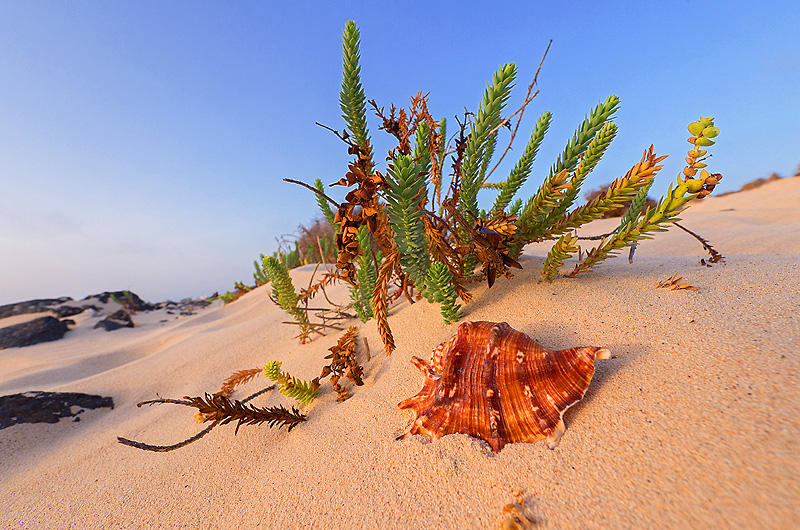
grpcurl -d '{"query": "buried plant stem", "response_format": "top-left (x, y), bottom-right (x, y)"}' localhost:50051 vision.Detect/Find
top-left (117, 386), bottom-right (276, 452)
top-left (673, 221), bottom-right (725, 263)
top-left (117, 421), bottom-right (221, 452)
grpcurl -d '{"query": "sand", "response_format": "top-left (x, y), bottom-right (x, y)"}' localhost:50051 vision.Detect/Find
top-left (1, 177), bottom-right (798, 529)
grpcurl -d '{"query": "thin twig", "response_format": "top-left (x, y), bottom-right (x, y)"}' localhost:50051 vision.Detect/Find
top-left (319, 277), bottom-right (341, 307)
top-left (281, 321), bottom-right (345, 330)
top-left (137, 397), bottom-right (193, 407)
top-left (283, 178), bottom-right (340, 208)
top-left (291, 307), bottom-right (350, 312)
top-left (655, 273), bottom-right (699, 291)
top-left (577, 232), bottom-right (614, 241)
top-left (315, 121), bottom-right (352, 145)
top-left (482, 39), bottom-right (551, 184)
top-left (673, 222), bottom-right (724, 263)
top-left (316, 236), bottom-right (334, 271)
top-left (363, 337), bottom-right (371, 362)
top-left (299, 262), bottom-right (320, 342)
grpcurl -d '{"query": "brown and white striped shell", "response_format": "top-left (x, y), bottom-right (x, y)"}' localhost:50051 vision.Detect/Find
top-left (398, 321), bottom-right (610, 452)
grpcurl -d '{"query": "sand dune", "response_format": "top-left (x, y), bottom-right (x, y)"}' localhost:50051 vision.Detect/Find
top-left (1, 177), bottom-right (798, 529)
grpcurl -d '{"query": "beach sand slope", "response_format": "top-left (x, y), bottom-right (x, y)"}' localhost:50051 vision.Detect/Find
top-left (1, 177), bottom-right (798, 529)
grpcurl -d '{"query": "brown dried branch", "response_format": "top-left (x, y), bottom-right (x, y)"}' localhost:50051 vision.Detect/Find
top-left (314, 121), bottom-right (354, 145)
top-left (314, 326), bottom-right (364, 402)
top-left (444, 112), bottom-right (471, 208)
top-left (372, 250), bottom-right (400, 355)
top-left (422, 214), bottom-right (471, 303)
top-left (673, 222), bottom-right (725, 266)
top-left (283, 178), bottom-right (340, 208)
top-left (443, 199), bottom-right (521, 287)
top-left (281, 321), bottom-right (344, 331)
top-left (118, 421), bottom-right (221, 452)
top-left (363, 337), bottom-right (371, 362)
top-left (185, 393), bottom-right (306, 434)
top-left (299, 271), bottom-right (339, 302)
top-left (117, 386), bottom-right (277, 452)
top-left (217, 367), bottom-right (263, 397)
top-left (330, 139), bottom-right (395, 285)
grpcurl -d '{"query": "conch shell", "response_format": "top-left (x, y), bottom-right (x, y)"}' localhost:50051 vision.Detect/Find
top-left (398, 321), bottom-right (609, 452)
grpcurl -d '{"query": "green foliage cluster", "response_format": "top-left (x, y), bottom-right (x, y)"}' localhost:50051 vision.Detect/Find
top-left (263, 360), bottom-right (318, 405)
top-left (262, 255), bottom-right (309, 339)
top-left (299, 22), bottom-right (721, 351)
top-left (385, 154), bottom-right (430, 292)
top-left (460, 63), bottom-right (517, 218)
top-left (253, 254), bottom-right (269, 286)
top-left (352, 226), bottom-right (379, 322)
top-left (423, 262), bottom-right (463, 324)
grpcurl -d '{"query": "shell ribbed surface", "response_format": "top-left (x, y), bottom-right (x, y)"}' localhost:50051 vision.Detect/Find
top-left (398, 321), bottom-right (609, 452)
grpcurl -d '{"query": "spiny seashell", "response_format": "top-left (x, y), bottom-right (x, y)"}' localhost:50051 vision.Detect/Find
top-left (397, 321), bottom-right (610, 452)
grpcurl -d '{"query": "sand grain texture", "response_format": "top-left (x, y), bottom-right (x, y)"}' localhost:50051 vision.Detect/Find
top-left (1, 178), bottom-right (799, 529)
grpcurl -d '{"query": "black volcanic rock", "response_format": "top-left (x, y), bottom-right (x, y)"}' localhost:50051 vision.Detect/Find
top-left (0, 297), bottom-right (73, 320)
top-left (0, 391), bottom-right (114, 430)
top-left (85, 291), bottom-right (155, 312)
top-left (94, 309), bottom-right (135, 331)
top-left (0, 316), bottom-right (71, 349)
top-left (53, 305), bottom-right (87, 318)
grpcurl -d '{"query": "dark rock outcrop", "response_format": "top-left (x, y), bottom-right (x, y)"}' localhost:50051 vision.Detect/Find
top-left (84, 291), bottom-right (155, 312)
top-left (0, 316), bottom-right (71, 349)
top-left (52, 305), bottom-right (87, 318)
top-left (94, 309), bottom-right (135, 331)
top-left (0, 391), bottom-right (114, 430)
top-left (0, 297), bottom-right (73, 320)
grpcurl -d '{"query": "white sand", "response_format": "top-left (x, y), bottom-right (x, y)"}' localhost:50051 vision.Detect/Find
top-left (1, 178), bottom-right (798, 529)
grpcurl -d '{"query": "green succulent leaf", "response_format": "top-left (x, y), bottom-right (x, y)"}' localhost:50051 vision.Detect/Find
top-left (384, 154), bottom-right (430, 291)
top-left (340, 21), bottom-right (370, 147)
top-left (491, 111), bottom-right (552, 215)
top-left (263, 360), bottom-right (318, 405)
top-left (262, 256), bottom-right (309, 331)
top-left (518, 95), bottom-right (620, 234)
top-left (460, 63), bottom-right (517, 216)
top-left (424, 262), bottom-right (463, 324)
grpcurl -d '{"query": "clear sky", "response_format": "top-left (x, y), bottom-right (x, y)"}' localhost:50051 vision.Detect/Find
top-left (1, 1), bottom-right (798, 305)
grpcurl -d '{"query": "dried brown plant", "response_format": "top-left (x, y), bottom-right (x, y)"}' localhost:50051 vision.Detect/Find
top-left (672, 222), bottom-right (725, 266)
top-left (372, 250), bottom-right (400, 354)
top-left (332, 141), bottom-right (393, 284)
top-left (217, 367), bottom-right (263, 397)
top-left (444, 198), bottom-right (522, 287)
top-left (655, 273), bottom-right (699, 291)
top-left (186, 393), bottom-right (305, 433)
top-left (117, 385), bottom-right (291, 452)
top-left (314, 326), bottom-right (364, 401)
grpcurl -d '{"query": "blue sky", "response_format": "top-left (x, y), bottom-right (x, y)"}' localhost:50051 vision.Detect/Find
top-left (1, 1), bottom-right (798, 305)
